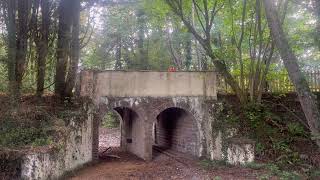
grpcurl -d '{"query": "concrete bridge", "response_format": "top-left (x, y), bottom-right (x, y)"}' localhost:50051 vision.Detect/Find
top-left (80, 70), bottom-right (254, 163)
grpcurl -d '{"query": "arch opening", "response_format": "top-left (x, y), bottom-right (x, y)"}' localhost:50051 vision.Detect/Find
top-left (113, 107), bottom-right (139, 147)
top-left (99, 109), bottom-right (121, 153)
top-left (98, 106), bottom-right (146, 159)
top-left (153, 107), bottom-right (199, 157)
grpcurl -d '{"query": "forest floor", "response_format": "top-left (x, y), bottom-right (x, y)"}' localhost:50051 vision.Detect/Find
top-left (67, 128), bottom-right (274, 180)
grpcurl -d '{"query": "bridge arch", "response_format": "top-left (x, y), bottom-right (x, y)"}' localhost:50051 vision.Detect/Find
top-left (144, 98), bottom-right (204, 159)
top-left (93, 98), bottom-right (150, 160)
top-left (153, 107), bottom-right (200, 157)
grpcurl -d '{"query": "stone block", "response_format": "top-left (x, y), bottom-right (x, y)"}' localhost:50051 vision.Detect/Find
top-left (226, 138), bottom-right (255, 165)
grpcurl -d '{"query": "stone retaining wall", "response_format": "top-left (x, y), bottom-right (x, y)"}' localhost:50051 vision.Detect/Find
top-left (0, 103), bottom-right (94, 180)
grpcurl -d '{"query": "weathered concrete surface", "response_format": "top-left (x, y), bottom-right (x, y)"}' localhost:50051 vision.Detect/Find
top-left (95, 97), bottom-right (221, 161)
top-left (19, 104), bottom-right (94, 180)
top-left (80, 70), bottom-right (217, 100)
top-left (226, 138), bottom-right (255, 165)
top-left (80, 70), bottom-right (254, 165)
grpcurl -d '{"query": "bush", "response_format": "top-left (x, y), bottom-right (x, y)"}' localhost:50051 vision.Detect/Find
top-left (102, 111), bottom-right (120, 128)
top-left (236, 102), bottom-right (308, 168)
top-left (0, 111), bottom-right (54, 148)
top-left (0, 126), bottom-right (53, 148)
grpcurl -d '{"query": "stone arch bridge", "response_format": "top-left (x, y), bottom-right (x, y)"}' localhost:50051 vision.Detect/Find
top-left (80, 70), bottom-right (254, 164)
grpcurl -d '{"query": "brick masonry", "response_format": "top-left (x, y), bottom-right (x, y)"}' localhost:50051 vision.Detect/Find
top-left (93, 96), bottom-right (220, 161)
top-left (155, 107), bottom-right (198, 156)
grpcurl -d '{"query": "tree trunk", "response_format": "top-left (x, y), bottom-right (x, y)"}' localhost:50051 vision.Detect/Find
top-left (137, 9), bottom-right (148, 70)
top-left (15, 0), bottom-right (30, 93)
top-left (36, 0), bottom-right (50, 97)
top-left (55, 0), bottom-right (73, 97)
top-left (185, 33), bottom-right (192, 70)
top-left (313, 0), bottom-right (320, 50)
top-left (64, 0), bottom-right (80, 97)
top-left (115, 35), bottom-right (122, 70)
top-left (263, 0), bottom-right (320, 147)
top-left (6, 0), bottom-right (18, 104)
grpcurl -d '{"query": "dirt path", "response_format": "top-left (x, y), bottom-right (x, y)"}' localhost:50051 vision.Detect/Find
top-left (99, 127), bottom-right (120, 150)
top-left (67, 128), bottom-right (269, 180)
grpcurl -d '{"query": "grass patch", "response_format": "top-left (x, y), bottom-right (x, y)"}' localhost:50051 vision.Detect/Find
top-left (245, 162), bottom-right (267, 170)
top-left (199, 159), bottom-right (232, 169)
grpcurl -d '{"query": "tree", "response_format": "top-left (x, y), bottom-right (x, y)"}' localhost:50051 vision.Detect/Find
top-left (313, 0), bottom-right (320, 50)
top-left (55, 0), bottom-right (73, 97)
top-left (31, 0), bottom-right (51, 97)
top-left (64, 0), bottom-right (81, 97)
top-left (5, 0), bottom-right (18, 103)
top-left (3, 0), bottom-right (32, 103)
top-left (165, 0), bottom-right (247, 103)
top-left (263, 0), bottom-right (320, 147)
top-left (136, 8), bottom-right (149, 70)
top-left (55, 0), bottom-right (81, 98)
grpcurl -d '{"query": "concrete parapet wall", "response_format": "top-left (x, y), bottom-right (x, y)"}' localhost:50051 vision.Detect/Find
top-left (80, 71), bottom-right (217, 100)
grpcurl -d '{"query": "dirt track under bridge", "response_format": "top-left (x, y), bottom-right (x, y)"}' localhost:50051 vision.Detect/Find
top-left (67, 128), bottom-right (272, 180)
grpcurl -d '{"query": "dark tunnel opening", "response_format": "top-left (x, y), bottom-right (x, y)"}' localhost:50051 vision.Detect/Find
top-left (153, 107), bottom-right (198, 157)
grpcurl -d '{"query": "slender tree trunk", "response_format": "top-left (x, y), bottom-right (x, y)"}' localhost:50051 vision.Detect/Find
top-left (137, 8), bottom-right (148, 70)
top-left (115, 35), bottom-right (122, 70)
top-left (263, 0), bottom-right (320, 147)
top-left (36, 0), bottom-right (50, 96)
top-left (64, 0), bottom-right (80, 97)
top-left (55, 0), bottom-right (73, 97)
top-left (6, 0), bottom-right (18, 103)
top-left (185, 33), bottom-right (192, 70)
top-left (15, 0), bottom-right (30, 93)
top-left (313, 0), bottom-right (320, 50)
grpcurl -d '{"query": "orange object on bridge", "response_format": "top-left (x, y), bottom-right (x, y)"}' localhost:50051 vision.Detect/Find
top-left (168, 67), bottom-right (176, 72)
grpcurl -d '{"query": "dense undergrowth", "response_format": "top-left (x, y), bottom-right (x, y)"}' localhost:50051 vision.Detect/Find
top-left (219, 93), bottom-right (320, 178)
top-left (0, 95), bottom-right (85, 149)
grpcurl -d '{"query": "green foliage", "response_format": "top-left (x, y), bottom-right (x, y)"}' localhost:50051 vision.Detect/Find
top-left (0, 105), bottom-right (75, 148)
top-left (245, 162), bottom-right (267, 170)
top-left (266, 164), bottom-right (302, 180)
top-left (287, 123), bottom-right (305, 137)
top-left (255, 142), bottom-right (265, 155)
top-left (309, 169), bottom-right (320, 179)
top-left (0, 125), bottom-right (52, 148)
top-left (199, 158), bottom-right (231, 169)
top-left (253, 163), bottom-right (303, 179)
top-left (32, 137), bottom-right (53, 147)
top-left (102, 111), bottom-right (120, 128)
top-left (213, 176), bottom-right (222, 180)
top-left (225, 102), bottom-right (310, 168)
